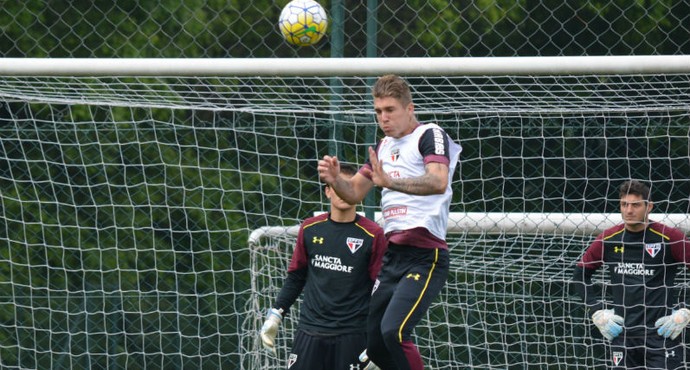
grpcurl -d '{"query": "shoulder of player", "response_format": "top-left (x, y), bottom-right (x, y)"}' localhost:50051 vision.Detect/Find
top-left (301, 213), bottom-right (329, 230)
top-left (418, 122), bottom-right (442, 129)
top-left (600, 223), bottom-right (626, 240)
top-left (414, 122), bottom-right (444, 136)
top-left (648, 221), bottom-right (687, 241)
top-left (354, 215), bottom-right (383, 233)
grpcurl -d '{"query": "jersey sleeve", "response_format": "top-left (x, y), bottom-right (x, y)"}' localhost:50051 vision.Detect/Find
top-left (418, 126), bottom-right (451, 165)
top-left (668, 227), bottom-right (690, 265)
top-left (368, 227), bottom-right (388, 281)
top-left (287, 224), bottom-right (309, 272)
top-left (572, 234), bottom-right (606, 312)
top-left (576, 234), bottom-right (604, 270)
top-left (273, 223), bottom-right (309, 314)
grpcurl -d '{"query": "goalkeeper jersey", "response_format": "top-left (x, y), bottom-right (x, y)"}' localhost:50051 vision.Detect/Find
top-left (274, 213), bottom-right (387, 334)
top-left (575, 221), bottom-right (690, 334)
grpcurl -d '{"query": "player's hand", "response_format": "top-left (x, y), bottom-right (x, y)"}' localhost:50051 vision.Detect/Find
top-left (592, 309), bottom-right (624, 341)
top-left (317, 155), bottom-right (341, 185)
top-left (359, 349), bottom-right (382, 370)
top-left (655, 308), bottom-right (690, 339)
top-left (367, 146), bottom-right (391, 188)
top-left (259, 308), bottom-right (283, 355)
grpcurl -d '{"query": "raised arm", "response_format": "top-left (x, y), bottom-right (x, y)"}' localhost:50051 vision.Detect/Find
top-left (365, 146), bottom-right (448, 195)
top-left (317, 155), bottom-right (374, 204)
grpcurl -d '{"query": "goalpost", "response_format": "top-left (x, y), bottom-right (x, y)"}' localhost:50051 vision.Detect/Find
top-left (0, 56), bottom-right (689, 369)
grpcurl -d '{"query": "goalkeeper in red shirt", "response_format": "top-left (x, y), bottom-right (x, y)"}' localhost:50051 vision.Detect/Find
top-left (572, 180), bottom-right (690, 369)
top-left (259, 164), bottom-right (388, 370)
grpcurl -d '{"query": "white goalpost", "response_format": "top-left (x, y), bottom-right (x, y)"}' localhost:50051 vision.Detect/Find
top-left (2, 56), bottom-right (690, 76)
top-left (250, 212), bottom-right (690, 243)
top-left (1, 56), bottom-right (689, 369)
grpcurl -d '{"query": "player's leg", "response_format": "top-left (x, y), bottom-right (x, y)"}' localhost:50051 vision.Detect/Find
top-left (379, 246), bottom-right (449, 370)
top-left (287, 329), bottom-right (327, 370)
top-left (366, 249), bottom-right (401, 370)
top-left (332, 332), bottom-right (367, 370)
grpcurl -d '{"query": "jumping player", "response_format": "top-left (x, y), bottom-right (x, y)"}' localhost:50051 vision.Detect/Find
top-left (259, 164), bottom-right (387, 370)
top-left (318, 74), bottom-right (462, 370)
top-left (572, 180), bottom-right (690, 369)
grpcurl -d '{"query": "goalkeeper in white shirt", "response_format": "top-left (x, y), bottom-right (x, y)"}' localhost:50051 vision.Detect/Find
top-left (572, 180), bottom-right (690, 369)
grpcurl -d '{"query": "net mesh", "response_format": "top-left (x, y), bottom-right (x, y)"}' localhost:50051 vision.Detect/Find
top-left (1, 72), bottom-right (689, 369)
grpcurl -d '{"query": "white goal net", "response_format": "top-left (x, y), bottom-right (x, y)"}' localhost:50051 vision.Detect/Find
top-left (0, 57), bottom-right (689, 369)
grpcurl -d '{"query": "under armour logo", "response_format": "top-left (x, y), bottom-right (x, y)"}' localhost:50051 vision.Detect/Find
top-left (666, 350), bottom-right (676, 358)
top-left (349, 364), bottom-right (361, 370)
top-left (313, 236), bottom-right (324, 244)
top-left (614, 246), bottom-right (624, 253)
top-left (406, 273), bottom-right (420, 281)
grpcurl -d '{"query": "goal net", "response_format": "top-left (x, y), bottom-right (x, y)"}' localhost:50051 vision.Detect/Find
top-left (0, 57), bottom-right (689, 369)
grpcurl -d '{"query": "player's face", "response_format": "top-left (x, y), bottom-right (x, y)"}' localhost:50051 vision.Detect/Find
top-left (620, 194), bottom-right (652, 232)
top-left (325, 184), bottom-right (356, 211)
top-left (374, 96), bottom-right (416, 139)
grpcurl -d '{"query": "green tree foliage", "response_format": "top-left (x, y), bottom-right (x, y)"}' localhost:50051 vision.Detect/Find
top-left (0, 1), bottom-right (688, 58)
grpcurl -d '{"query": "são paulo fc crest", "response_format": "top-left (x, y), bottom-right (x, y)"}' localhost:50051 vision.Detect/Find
top-left (288, 353), bottom-right (297, 368)
top-left (347, 237), bottom-right (364, 254)
top-left (645, 242), bottom-right (662, 258)
top-left (390, 148), bottom-right (400, 162)
top-left (612, 351), bottom-right (623, 366)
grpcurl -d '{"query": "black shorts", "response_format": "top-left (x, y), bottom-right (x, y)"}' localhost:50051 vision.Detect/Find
top-left (610, 334), bottom-right (684, 369)
top-left (287, 329), bottom-right (367, 370)
top-left (366, 244), bottom-right (450, 370)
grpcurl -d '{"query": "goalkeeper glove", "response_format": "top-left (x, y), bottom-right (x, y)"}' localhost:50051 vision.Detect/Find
top-left (655, 308), bottom-right (690, 340)
top-left (359, 349), bottom-right (382, 370)
top-left (259, 308), bottom-right (283, 354)
top-left (592, 309), bottom-right (624, 341)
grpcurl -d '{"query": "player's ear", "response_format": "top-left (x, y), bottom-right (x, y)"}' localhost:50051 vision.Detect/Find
top-left (324, 184), bottom-right (333, 199)
top-left (406, 101), bottom-right (414, 115)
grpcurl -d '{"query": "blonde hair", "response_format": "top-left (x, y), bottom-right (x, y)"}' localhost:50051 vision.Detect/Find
top-left (372, 74), bottom-right (412, 107)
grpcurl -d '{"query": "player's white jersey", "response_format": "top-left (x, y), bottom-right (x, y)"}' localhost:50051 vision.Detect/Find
top-left (376, 123), bottom-right (461, 241)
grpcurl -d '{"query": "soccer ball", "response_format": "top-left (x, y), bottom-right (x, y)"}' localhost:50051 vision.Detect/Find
top-left (279, 0), bottom-right (328, 47)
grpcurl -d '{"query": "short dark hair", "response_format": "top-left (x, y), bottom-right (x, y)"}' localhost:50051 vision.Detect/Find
top-left (619, 180), bottom-right (650, 202)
